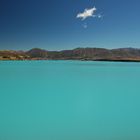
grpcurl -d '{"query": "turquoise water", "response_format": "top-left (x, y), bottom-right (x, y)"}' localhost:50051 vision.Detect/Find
top-left (0, 61), bottom-right (140, 140)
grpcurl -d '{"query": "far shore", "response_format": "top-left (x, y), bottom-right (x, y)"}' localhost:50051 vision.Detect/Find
top-left (1, 47), bottom-right (140, 62)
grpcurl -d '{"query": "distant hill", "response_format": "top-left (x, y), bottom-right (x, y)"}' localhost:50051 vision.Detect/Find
top-left (26, 48), bottom-right (48, 59)
top-left (1, 47), bottom-right (140, 62)
top-left (0, 50), bottom-right (29, 60)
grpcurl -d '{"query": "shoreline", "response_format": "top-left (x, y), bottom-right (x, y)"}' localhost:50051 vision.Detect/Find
top-left (1, 47), bottom-right (140, 62)
top-left (1, 59), bottom-right (140, 62)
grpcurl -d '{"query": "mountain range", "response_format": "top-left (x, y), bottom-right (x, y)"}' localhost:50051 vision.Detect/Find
top-left (1, 47), bottom-right (140, 62)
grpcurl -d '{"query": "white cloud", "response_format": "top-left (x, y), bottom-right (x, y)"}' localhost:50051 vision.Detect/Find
top-left (77, 7), bottom-right (97, 20)
top-left (76, 6), bottom-right (103, 28)
top-left (98, 14), bottom-right (102, 18)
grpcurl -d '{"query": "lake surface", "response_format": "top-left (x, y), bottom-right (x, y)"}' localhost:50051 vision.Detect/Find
top-left (0, 61), bottom-right (140, 140)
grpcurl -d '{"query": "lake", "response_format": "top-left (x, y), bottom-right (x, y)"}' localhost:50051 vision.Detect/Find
top-left (0, 61), bottom-right (140, 140)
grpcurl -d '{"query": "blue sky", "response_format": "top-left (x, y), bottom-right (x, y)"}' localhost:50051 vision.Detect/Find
top-left (0, 0), bottom-right (140, 50)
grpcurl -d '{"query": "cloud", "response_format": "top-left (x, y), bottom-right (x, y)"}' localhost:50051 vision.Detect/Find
top-left (76, 7), bottom-right (97, 20)
top-left (97, 14), bottom-right (102, 18)
top-left (76, 6), bottom-right (103, 29)
top-left (83, 23), bottom-right (88, 29)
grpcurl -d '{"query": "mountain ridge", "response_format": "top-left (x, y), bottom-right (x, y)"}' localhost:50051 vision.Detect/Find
top-left (1, 47), bottom-right (140, 62)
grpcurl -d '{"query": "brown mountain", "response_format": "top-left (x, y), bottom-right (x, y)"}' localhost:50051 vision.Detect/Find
top-left (0, 50), bottom-right (29, 60)
top-left (26, 48), bottom-right (48, 59)
top-left (1, 47), bottom-right (140, 62)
